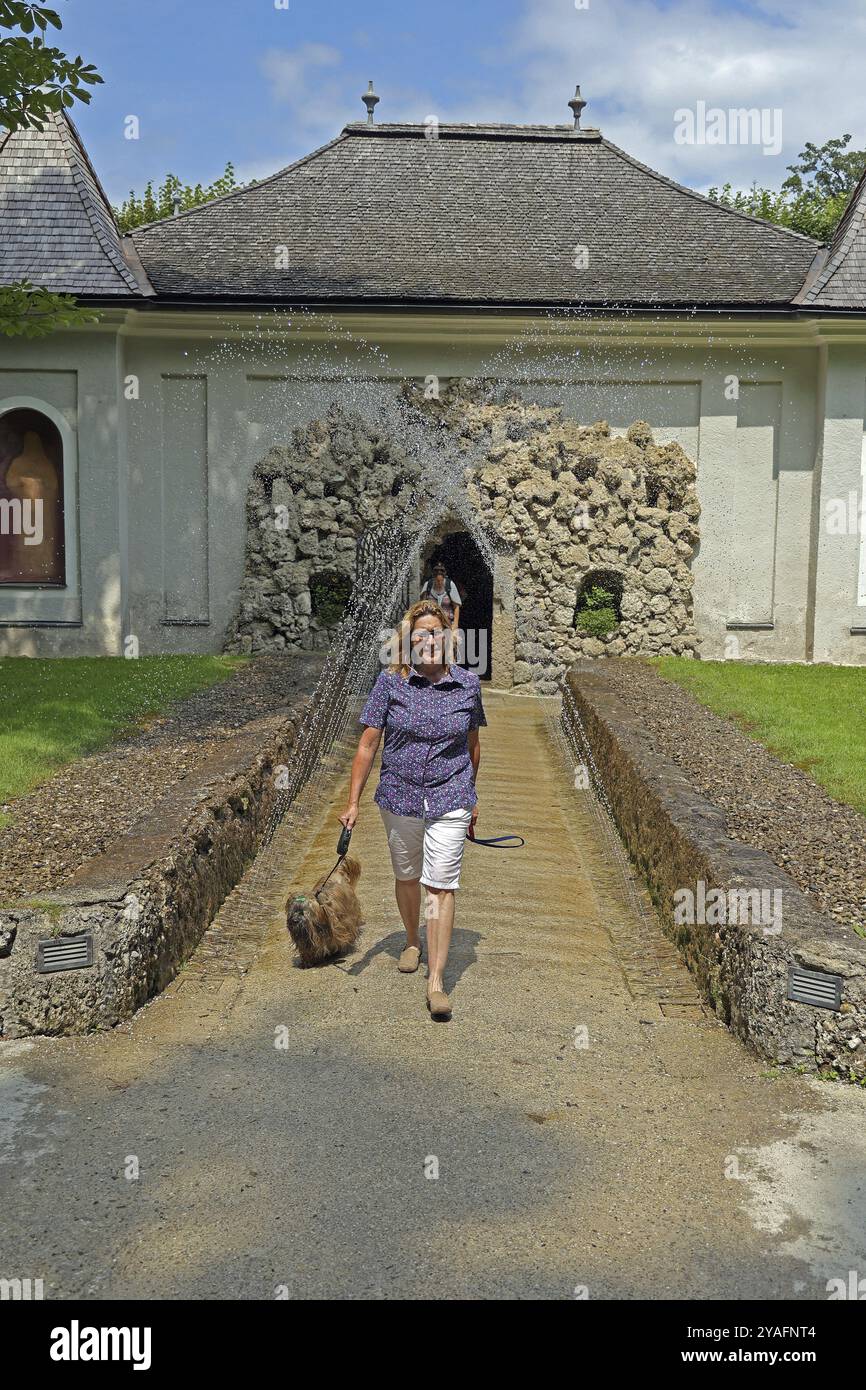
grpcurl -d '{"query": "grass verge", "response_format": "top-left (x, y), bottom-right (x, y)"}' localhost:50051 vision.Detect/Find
top-left (653, 659), bottom-right (866, 816)
top-left (0, 655), bottom-right (245, 806)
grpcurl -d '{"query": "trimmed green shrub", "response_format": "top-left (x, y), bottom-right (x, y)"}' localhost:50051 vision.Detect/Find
top-left (575, 584), bottom-right (618, 638)
top-left (309, 569), bottom-right (353, 628)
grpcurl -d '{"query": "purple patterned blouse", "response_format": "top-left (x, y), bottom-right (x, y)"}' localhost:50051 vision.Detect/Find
top-left (359, 663), bottom-right (487, 817)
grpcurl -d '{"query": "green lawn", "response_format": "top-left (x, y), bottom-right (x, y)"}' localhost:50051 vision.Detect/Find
top-left (0, 655), bottom-right (245, 808)
top-left (654, 659), bottom-right (866, 816)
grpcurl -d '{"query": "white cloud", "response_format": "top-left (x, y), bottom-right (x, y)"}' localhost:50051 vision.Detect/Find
top-left (260, 43), bottom-right (346, 141)
top-left (251, 4), bottom-right (866, 196)
top-left (502, 0), bottom-right (866, 190)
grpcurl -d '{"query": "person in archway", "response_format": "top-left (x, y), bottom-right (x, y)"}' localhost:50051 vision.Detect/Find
top-left (420, 561), bottom-right (462, 632)
top-left (339, 598), bottom-right (487, 1020)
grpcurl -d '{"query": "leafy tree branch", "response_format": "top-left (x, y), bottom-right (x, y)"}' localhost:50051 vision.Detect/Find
top-left (708, 134), bottom-right (866, 241)
top-left (0, 2), bottom-right (103, 335)
top-left (114, 163), bottom-right (239, 232)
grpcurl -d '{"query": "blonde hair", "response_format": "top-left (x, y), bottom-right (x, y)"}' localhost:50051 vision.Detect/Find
top-left (385, 598), bottom-right (455, 678)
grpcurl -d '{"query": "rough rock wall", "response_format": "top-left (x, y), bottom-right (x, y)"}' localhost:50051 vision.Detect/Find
top-left (224, 384), bottom-right (701, 680)
top-left (224, 411), bottom-right (420, 656)
top-left (446, 391), bottom-right (701, 682)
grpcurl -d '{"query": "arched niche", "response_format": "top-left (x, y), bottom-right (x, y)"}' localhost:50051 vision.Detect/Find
top-left (0, 405), bottom-right (66, 586)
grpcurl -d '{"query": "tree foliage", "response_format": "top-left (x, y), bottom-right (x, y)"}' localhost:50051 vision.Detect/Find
top-left (114, 163), bottom-right (238, 232)
top-left (708, 134), bottom-right (866, 242)
top-left (0, 3), bottom-right (102, 336)
top-left (0, 3), bottom-right (101, 147)
top-left (0, 279), bottom-right (98, 336)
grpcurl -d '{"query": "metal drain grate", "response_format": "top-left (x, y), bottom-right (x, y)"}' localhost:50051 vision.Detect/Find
top-left (35, 933), bottom-right (94, 974)
top-left (787, 965), bottom-right (842, 1011)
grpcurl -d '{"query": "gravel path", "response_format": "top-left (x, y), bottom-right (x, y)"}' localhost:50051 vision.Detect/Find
top-left (600, 661), bottom-right (866, 937)
top-left (0, 652), bottom-right (324, 900)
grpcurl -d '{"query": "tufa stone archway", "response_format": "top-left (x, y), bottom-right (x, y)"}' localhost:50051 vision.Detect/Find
top-left (224, 386), bottom-right (701, 692)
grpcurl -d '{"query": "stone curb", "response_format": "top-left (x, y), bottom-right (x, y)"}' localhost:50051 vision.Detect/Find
top-left (565, 663), bottom-right (866, 1079)
top-left (0, 707), bottom-right (309, 1038)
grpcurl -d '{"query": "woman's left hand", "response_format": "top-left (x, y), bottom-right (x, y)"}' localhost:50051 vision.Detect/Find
top-left (468, 803), bottom-right (479, 839)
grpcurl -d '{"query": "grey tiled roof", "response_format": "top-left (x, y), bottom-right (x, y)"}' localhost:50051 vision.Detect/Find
top-left (796, 168), bottom-right (866, 309)
top-left (130, 122), bottom-right (821, 307)
top-left (0, 110), bottom-right (141, 297)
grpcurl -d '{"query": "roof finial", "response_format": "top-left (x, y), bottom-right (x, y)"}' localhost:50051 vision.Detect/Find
top-left (362, 80), bottom-right (379, 124)
top-left (568, 84), bottom-right (586, 130)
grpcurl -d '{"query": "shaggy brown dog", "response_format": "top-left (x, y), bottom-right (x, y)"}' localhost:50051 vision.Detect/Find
top-left (285, 855), bottom-right (363, 966)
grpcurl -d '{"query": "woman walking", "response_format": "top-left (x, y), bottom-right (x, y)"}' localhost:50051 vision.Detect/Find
top-left (339, 599), bottom-right (487, 1019)
top-left (420, 562), bottom-right (462, 631)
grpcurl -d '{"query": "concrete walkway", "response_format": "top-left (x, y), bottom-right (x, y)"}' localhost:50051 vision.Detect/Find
top-left (2, 689), bottom-right (866, 1300)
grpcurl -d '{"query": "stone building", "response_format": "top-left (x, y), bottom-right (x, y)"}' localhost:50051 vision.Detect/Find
top-left (1, 87), bottom-right (866, 681)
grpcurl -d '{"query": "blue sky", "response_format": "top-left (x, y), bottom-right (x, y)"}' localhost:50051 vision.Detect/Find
top-left (54, 0), bottom-right (866, 207)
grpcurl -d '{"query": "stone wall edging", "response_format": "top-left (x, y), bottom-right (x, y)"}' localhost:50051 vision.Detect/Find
top-left (565, 665), bottom-right (866, 1078)
top-left (0, 705), bottom-right (309, 1038)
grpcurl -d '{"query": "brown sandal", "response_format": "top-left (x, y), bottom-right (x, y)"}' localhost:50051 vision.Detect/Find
top-left (398, 944), bottom-right (422, 973)
top-left (426, 989), bottom-right (452, 1019)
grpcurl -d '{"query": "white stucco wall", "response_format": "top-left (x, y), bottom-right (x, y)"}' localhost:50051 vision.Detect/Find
top-left (812, 339), bottom-right (866, 663)
top-left (0, 308), bottom-right (864, 664)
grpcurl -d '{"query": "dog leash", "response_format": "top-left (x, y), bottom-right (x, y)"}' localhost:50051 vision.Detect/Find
top-left (466, 827), bottom-right (525, 848)
top-left (299, 821), bottom-right (523, 910)
top-left (292, 825), bottom-right (353, 906)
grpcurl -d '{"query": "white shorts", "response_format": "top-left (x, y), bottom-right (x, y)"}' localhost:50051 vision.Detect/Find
top-left (378, 805), bottom-right (473, 890)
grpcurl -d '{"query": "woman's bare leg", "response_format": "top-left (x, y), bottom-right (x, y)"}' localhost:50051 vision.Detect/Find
top-left (395, 877), bottom-right (421, 947)
top-left (424, 886), bottom-right (455, 993)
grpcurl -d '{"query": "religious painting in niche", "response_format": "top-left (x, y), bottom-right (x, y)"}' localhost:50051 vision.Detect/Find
top-left (0, 408), bottom-right (65, 586)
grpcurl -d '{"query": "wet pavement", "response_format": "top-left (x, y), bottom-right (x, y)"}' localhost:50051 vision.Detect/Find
top-left (2, 688), bottom-right (865, 1300)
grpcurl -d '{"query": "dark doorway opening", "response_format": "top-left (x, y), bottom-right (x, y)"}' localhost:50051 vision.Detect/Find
top-left (423, 531), bottom-right (493, 681)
